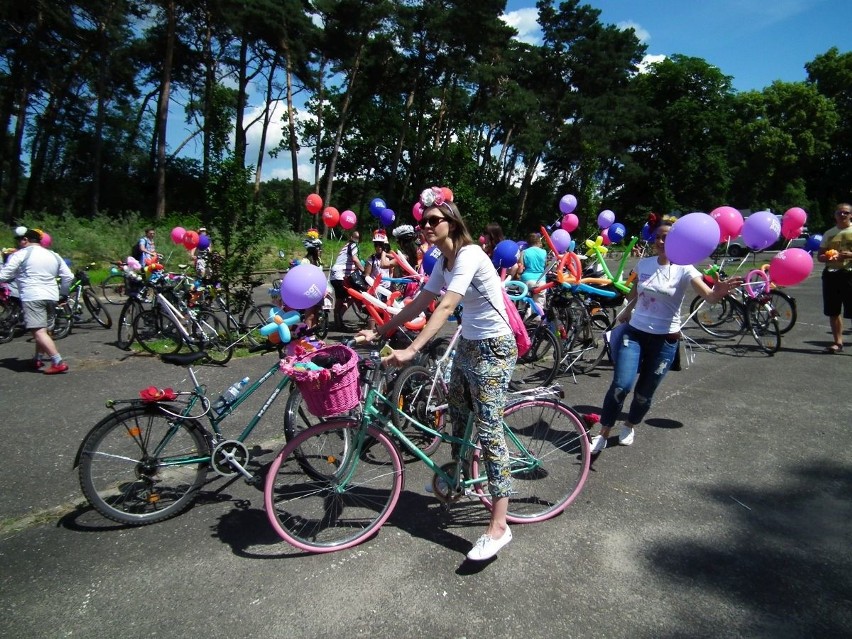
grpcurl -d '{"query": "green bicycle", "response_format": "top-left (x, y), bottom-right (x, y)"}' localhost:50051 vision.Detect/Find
top-left (264, 344), bottom-right (591, 553)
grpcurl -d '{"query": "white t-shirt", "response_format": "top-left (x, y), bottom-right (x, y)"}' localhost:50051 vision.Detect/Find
top-left (0, 245), bottom-right (74, 302)
top-left (629, 257), bottom-right (700, 334)
top-left (329, 242), bottom-right (360, 281)
top-left (424, 245), bottom-right (511, 340)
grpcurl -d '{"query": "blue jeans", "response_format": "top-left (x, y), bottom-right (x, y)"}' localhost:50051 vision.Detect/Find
top-left (600, 325), bottom-right (679, 428)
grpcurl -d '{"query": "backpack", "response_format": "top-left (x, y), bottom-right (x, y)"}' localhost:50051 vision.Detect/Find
top-left (131, 239), bottom-right (143, 261)
top-left (471, 280), bottom-right (532, 359)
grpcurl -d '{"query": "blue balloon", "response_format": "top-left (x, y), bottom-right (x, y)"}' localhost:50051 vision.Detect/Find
top-left (422, 245), bottom-right (443, 275)
top-left (607, 222), bottom-right (626, 243)
top-left (492, 239), bottom-right (520, 269)
top-left (804, 234), bottom-right (822, 253)
top-left (640, 222), bottom-right (654, 242)
top-left (369, 198), bottom-right (387, 217)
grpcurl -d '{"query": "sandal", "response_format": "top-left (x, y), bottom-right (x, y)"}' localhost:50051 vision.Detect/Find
top-left (823, 344), bottom-right (844, 354)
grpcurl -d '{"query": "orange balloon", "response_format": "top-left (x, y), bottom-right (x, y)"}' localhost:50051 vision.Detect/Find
top-left (305, 193), bottom-right (323, 214)
top-left (441, 187), bottom-right (454, 202)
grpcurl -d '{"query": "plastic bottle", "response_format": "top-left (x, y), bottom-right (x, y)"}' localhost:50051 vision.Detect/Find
top-left (212, 376), bottom-right (250, 414)
top-left (442, 349), bottom-right (456, 383)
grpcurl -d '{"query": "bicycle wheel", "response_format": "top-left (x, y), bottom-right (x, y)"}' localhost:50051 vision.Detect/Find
top-left (388, 365), bottom-right (444, 457)
top-left (264, 420), bottom-right (403, 553)
top-left (116, 299), bottom-right (142, 350)
top-left (100, 274), bottom-right (127, 305)
top-left (193, 312), bottom-right (233, 365)
top-left (747, 298), bottom-right (781, 354)
top-left (769, 290), bottom-right (797, 334)
top-left (510, 319), bottom-right (560, 392)
top-left (0, 300), bottom-right (19, 343)
top-left (570, 313), bottom-right (609, 374)
top-left (133, 309), bottom-right (183, 355)
top-left (315, 310), bottom-right (329, 339)
top-left (472, 399), bottom-right (590, 523)
top-left (689, 296), bottom-right (744, 339)
top-left (240, 302), bottom-right (276, 347)
top-left (77, 405), bottom-right (209, 525)
top-left (83, 288), bottom-right (113, 328)
top-left (51, 303), bottom-right (73, 340)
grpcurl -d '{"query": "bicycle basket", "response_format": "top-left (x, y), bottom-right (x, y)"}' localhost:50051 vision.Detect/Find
top-left (283, 344), bottom-right (361, 417)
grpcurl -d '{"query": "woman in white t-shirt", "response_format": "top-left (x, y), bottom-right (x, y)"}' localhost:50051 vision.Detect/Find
top-left (589, 216), bottom-right (742, 454)
top-left (359, 188), bottom-right (516, 562)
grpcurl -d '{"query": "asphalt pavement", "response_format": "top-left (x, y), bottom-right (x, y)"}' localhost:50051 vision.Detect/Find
top-left (1, 265), bottom-right (850, 639)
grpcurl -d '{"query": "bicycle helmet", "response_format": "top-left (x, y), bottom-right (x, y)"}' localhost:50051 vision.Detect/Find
top-left (303, 237), bottom-right (323, 249)
top-left (393, 224), bottom-right (416, 241)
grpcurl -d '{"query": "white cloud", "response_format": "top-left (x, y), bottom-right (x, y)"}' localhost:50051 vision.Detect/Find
top-left (242, 101), bottom-right (317, 181)
top-left (501, 8), bottom-right (541, 45)
top-left (617, 20), bottom-right (650, 44)
top-left (638, 53), bottom-right (667, 74)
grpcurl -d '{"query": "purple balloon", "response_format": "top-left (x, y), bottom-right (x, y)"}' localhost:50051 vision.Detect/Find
top-left (742, 210), bottom-right (781, 251)
top-left (559, 194), bottom-right (577, 215)
top-left (597, 210), bottom-right (615, 230)
top-left (279, 263), bottom-right (327, 310)
top-left (551, 229), bottom-right (572, 253)
top-left (517, 241), bottom-right (529, 250)
top-left (197, 234), bottom-right (211, 250)
top-left (379, 207), bottom-right (396, 227)
top-left (665, 212), bottom-right (721, 265)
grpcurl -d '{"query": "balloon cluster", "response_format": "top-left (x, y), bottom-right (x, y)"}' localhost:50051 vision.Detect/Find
top-left (304, 194), bottom-right (357, 230)
top-left (170, 226), bottom-right (200, 250)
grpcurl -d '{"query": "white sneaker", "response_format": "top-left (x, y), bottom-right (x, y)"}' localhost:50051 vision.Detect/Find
top-left (466, 527), bottom-right (512, 561)
top-left (590, 435), bottom-right (607, 454)
top-left (618, 425), bottom-right (635, 446)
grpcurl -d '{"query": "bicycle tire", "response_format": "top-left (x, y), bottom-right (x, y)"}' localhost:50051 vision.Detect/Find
top-left (769, 289), bottom-right (797, 334)
top-left (83, 288), bottom-right (113, 328)
top-left (570, 313), bottom-right (610, 374)
top-left (388, 365), bottom-right (444, 457)
top-left (133, 309), bottom-right (183, 355)
top-left (472, 398), bottom-right (590, 523)
top-left (100, 274), bottom-right (127, 305)
top-left (0, 300), bottom-right (20, 343)
top-left (510, 319), bottom-right (560, 392)
top-left (193, 312), bottom-right (233, 365)
top-left (239, 302), bottom-right (276, 347)
top-left (690, 296), bottom-right (745, 339)
top-left (77, 405), bottom-right (209, 525)
top-left (315, 310), bottom-right (329, 339)
top-left (747, 298), bottom-right (781, 354)
top-left (116, 299), bottom-right (142, 350)
top-left (264, 420), bottom-right (403, 553)
top-left (51, 303), bottom-right (73, 339)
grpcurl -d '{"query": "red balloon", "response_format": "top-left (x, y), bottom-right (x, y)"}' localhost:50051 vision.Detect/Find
top-left (322, 206), bottom-right (340, 228)
top-left (182, 230), bottom-right (199, 250)
top-left (305, 194), bottom-right (323, 214)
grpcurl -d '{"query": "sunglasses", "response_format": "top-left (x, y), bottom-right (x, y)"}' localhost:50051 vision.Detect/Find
top-left (422, 216), bottom-right (448, 228)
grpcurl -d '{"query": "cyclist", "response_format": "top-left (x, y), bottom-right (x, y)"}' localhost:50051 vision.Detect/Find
top-left (301, 231), bottom-right (324, 329)
top-left (330, 230), bottom-right (363, 331)
top-left (587, 215), bottom-right (742, 454)
top-left (0, 228), bottom-right (74, 374)
top-left (359, 187), bottom-right (517, 561)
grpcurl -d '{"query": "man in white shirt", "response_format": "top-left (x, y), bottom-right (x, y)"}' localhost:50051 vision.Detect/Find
top-left (0, 229), bottom-right (74, 373)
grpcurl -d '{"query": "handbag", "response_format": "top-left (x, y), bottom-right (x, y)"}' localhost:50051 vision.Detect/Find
top-left (472, 281), bottom-right (531, 358)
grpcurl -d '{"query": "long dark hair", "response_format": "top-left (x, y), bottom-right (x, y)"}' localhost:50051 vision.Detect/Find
top-left (423, 201), bottom-right (474, 268)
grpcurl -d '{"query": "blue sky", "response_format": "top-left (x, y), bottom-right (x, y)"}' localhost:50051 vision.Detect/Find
top-left (504, 0), bottom-right (848, 91)
top-left (191, 0), bottom-right (849, 183)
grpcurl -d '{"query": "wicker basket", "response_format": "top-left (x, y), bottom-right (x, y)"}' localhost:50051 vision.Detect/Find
top-left (288, 344), bottom-right (361, 417)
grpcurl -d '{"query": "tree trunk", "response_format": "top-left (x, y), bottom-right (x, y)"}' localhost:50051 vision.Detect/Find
top-left (283, 54), bottom-right (304, 231)
top-left (154, 0), bottom-right (177, 220)
top-left (233, 38), bottom-right (248, 168)
top-left (253, 57), bottom-right (278, 198)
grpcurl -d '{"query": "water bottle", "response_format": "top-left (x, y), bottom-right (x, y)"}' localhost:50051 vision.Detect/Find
top-left (442, 349), bottom-right (456, 383)
top-left (212, 376), bottom-right (250, 414)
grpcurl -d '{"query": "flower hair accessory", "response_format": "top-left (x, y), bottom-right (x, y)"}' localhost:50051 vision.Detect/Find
top-left (647, 213), bottom-right (661, 229)
top-left (305, 228), bottom-right (319, 240)
top-left (419, 186), bottom-right (445, 209)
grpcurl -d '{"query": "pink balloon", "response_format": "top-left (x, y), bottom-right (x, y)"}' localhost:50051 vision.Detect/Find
top-left (709, 206), bottom-right (744, 242)
top-left (601, 233), bottom-right (611, 246)
top-left (665, 212), bottom-right (721, 265)
top-left (781, 222), bottom-right (803, 240)
top-left (126, 256), bottom-right (141, 270)
top-left (597, 210), bottom-right (615, 230)
top-left (782, 207), bottom-right (807, 228)
top-left (412, 202), bottom-right (424, 221)
top-left (742, 211), bottom-right (781, 251)
top-left (769, 248), bottom-right (813, 286)
top-left (551, 229), bottom-right (572, 253)
top-left (340, 210), bottom-right (357, 230)
top-left (171, 227), bottom-right (186, 244)
top-left (39, 232), bottom-right (52, 248)
top-left (561, 213), bottom-right (579, 232)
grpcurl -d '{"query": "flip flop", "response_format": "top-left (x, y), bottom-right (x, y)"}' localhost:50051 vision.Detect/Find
top-left (823, 344), bottom-right (844, 354)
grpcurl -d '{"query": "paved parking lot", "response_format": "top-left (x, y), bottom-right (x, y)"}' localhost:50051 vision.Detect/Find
top-left (1, 268), bottom-right (850, 638)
